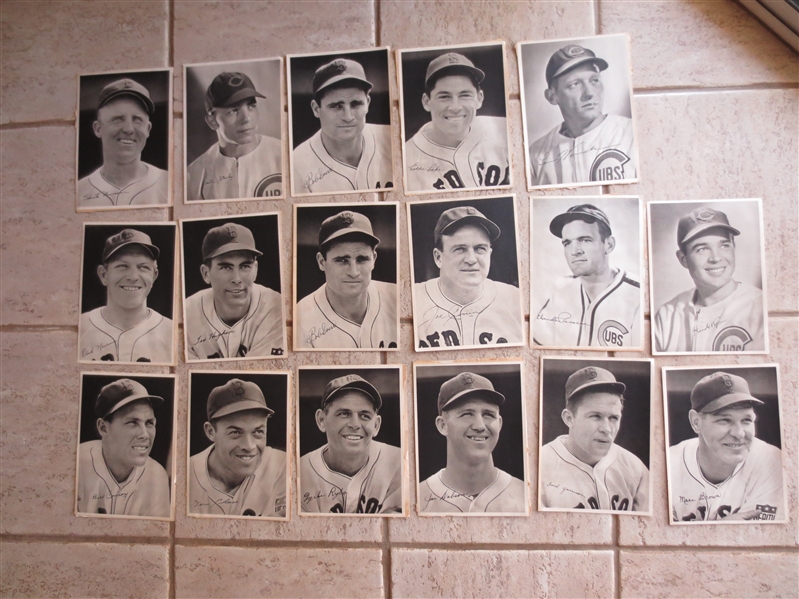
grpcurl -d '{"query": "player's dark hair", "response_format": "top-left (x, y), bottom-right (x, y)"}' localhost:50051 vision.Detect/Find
top-left (678, 230), bottom-right (736, 255)
top-left (566, 388), bottom-right (625, 415)
top-left (565, 215), bottom-right (612, 242)
top-left (434, 222), bottom-right (492, 252)
top-left (313, 79), bottom-right (371, 106)
top-left (318, 233), bottom-right (378, 259)
top-left (424, 68), bottom-right (482, 97)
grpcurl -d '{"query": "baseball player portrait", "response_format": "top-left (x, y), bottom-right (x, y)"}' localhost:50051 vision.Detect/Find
top-left (79, 223), bottom-right (176, 365)
top-left (294, 203), bottom-right (398, 351)
top-left (532, 197), bottom-right (643, 350)
top-left (75, 373), bottom-right (175, 519)
top-left (399, 42), bottom-right (512, 194)
top-left (188, 372), bottom-right (289, 519)
top-left (518, 34), bottom-right (638, 189)
top-left (415, 362), bottom-right (528, 515)
top-left (649, 199), bottom-right (768, 355)
top-left (664, 365), bottom-right (786, 524)
top-left (288, 48), bottom-right (393, 196)
top-left (409, 196), bottom-right (524, 350)
top-left (297, 366), bottom-right (404, 516)
top-left (76, 69), bottom-right (171, 211)
top-left (184, 58), bottom-right (283, 202)
top-left (538, 358), bottom-right (651, 514)
top-left (181, 213), bottom-right (286, 362)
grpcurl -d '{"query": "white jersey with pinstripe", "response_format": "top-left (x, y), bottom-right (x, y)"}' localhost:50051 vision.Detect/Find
top-left (79, 307), bottom-right (174, 363)
top-left (77, 164), bottom-right (169, 208)
top-left (418, 468), bottom-right (525, 513)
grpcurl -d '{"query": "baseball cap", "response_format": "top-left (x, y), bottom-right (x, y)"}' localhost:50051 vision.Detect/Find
top-left (545, 45), bottom-right (608, 87)
top-left (102, 228), bottom-right (160, 262)
top-left (437, 372), bottom-right (505, 414)
top-left (98, 78), bottom-right (155, 115)
top-left (434, 206), bottom-right (500, 245)
top-left (321, 374), bottom-right (382, 411)
top-left (564, 367), bottom-right (626, 404)
top-left (425, 52), bottom-right (485, 87)
top-left (318, 211), bottom-right (380, 249)
top-left (677, 207), bottom-right (741, 247)
top-left (207, 378), bottom-right (274, 421)
top-left (95, 378), bottom-right (163, 419)
top-left (690, 372), bottom-right (764, 413)
top-left (549, 204), bottom-right (612, 238)
top-left (312, 59), bottom-right (373, 96)
top-left (201, 223), bottom-right (263, 262)
top-left (205, 72), bottom-right (266, 112)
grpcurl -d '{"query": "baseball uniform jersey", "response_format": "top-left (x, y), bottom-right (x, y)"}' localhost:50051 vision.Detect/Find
top-left (295, 281), bottom-right (398, 349)
top-left (414, 278), bottom-right (523, 348)
top-left (76, 440), bottom-right (170, 517)
top-left (79, 307), bottom-right (173, 363)
top-left (300, 440), bottom-right (402, 514)
top-left (184, 284), bottom-right (285, 360)
top-left (404, 116), bottom-right (510, 192)
top-left (529, 114), bottom-right (636, 186)
top-left (418, 468), bottom-right (525, 513)
top-left (292, 124), bottom-right (393, 195)
top-left (189, 444), bottom-right (287, 517)
top-left (534, 270), bottom-right (641, 348)
top-left (669, 437), bottom-right (784, 522)
top-left (653, 282), bottom-right (765, 353)
top-left (539, 435), bottom-right (649, 512)
top-left (77, 164), bottom-right (168, 208)
top-left (186, 134), bottom-right (282, 201)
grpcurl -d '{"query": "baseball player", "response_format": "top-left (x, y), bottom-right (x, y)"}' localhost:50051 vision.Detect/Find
top-left (184, 222), bottom-right (285, 360)
top-left (653, 206), bottom-right (765, 353)
top-left (295, 210), bottom-right (397, 349)
top-left (419, 372), bottom-right (525, 513)
top-left (539, 366), bottom-right (649, 512)
top-left (77, 78), bottom-right (169, 208)
top-left (404, 52), bottom-right (510, 192)
top-left (292, 58), bottom-right (393, 194)
top-left (189, 378), bottom-right (287, 517)
top-left (529, 44), bottom-right (636, 186)
top-left (414, 206), bottom-right (523, 348)
top-left (186, 71), bottom-right (282, 201)
top-left (669, 372), bottom-right (784, 522)
top-left (300, 374), bottom-right (402, 514)
top-left (79, 228), bottom-right (174, 363)
top-left (76, 378), bottom-right (170, 517)
top-left (534, 204), bottom-right (641, 348)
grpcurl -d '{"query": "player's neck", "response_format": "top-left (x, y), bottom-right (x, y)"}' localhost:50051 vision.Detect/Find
top-left (580, 266), bottom-right (617, 302)
top-left (425, 126), bottom-right (467, 149)
top-left (214, 300), bottom-right (250, 327)
top-left (439, 278), bottom-right (483, 306)
top-left (320, 133), bottom-right (363, 168)
top-left (207, 448), bottom-right (246, 493)
top-left (442, 456), bottom-right (497, 496)
top-left (563, 436), bottom-right (601, 467)
top-left (562, 113), bottom-right (607, 139)
top-left (325, 286), bottom-right (368, 325)
top-left (102, 303), bottom-right (149, 330)
top-left (694, 280), bottom-right (738, 308)
top-left (219, 135), bottom-right (261, 159)
top-left (696, 446), bottom-right (736, 484)
top-left (322, 446), bottom-right (369, 477)
top-left (100, 158), bottom-right (147, 187)
top-left (102, 449), bottom-right (134, 484)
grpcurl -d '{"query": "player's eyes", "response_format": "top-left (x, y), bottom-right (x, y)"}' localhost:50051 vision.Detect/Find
top-left (359, 414), bottom-right (372, 421)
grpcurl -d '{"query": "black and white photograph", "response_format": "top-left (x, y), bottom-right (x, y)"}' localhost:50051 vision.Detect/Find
top-left (293, 202), bottom-right (399, 351)
top-left (408, 195), bottom-right (524, 351)
top-left (184, 57), bottom-right (284, 203)
top-left (663, 365), bottom-right (786, 524)
top-left (538, 357), bottom-right (652, 515)
top-left (180, 213), bottom-right (286, 362)
top-left (187, 371), bottom-right (289, 520)
top-left (78, 223), bottom-right (176, 365)
top-left (398, 41), bottom-right (512, 195)
top-left (414, 361), bottom-right (528, 516)
top-left (531, 196), bottom-right (643, 350)
top-left (517, 34), bottom-right (638, 190)
top-left (76, 68), bottom-right (172, 211)
top-left (296, 365), bottom-right (405, 516)
top-left (648, 199), bottom-right (768, 355)
top-left (75, 372), bottom-right (176, 520)
top-left (288, 47), bottom-right (394, 196)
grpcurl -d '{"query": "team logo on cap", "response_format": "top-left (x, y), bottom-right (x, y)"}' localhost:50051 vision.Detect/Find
top-left (232, 380), bottom-right (245, 396)
top-left (342, 212), bottom-right (354, 225)
top-left (712, 326), bottom-right (753, 352)
top-left (121, 230), bottom-right (134, 241)
top-left (225, 224), bottom-right (238, 239)
top-left (447, 54), bottom-right (459, 64)
top-left (343, 374), bottom-right (359, 384)
top-left (696, 209), bottom-right (716, 222)
top-left (331, 60), bottom-right (347, 73)
top-left (227, 74), bottom-right (245, 87)
top-left (722, 375), bottom-right (734, 390)
top-left (461, 373), bottom-right (474, 385)
top-left (566, 46), bottom-right (585, 57)
top-left (123, 80), bottom-right (133, 89)
top-left (590, 149), bottom-right (631, 182)
top-left (466, 207), bottom-right (476, 215)
top-left (586, 368), bottom-right (597, 379)
top-left (598, 320), bottom-right (629, 347)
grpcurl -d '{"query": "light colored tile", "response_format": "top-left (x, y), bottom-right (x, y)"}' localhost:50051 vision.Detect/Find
top-left (392, 549), bottom-right (614, 598)
top-left (175, 546), bottom-right (384, 598)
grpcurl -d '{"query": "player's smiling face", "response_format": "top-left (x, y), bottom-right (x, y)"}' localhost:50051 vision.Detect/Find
top-left (207, 98), bottom-right (260, 148)
top-left (563, 391), bottom-right (622, 466)
top-left (98, 246), bottom-right (158, 311)
top-left (678, 229), bottom-right (736, 297)
top-left (201, 250), bottom-right (258, 323)
top-left (93, 97), bottom-right (152, 164)
top-left (97, 400), bottom-right (156, 482)
top-left (317, 240), bottom-right (376, 301)
top-left (437, 398), bottom-right (502, 462)
top-left (435, 224), bottom-right (492, 292)
top-left (560, 220), bottom-right (613, 278)
top-left (422, 75), bottom-right (484, 147)
top-left (316, 391), bottom-right (381, 460)
top-left (312, 87), bottom-right (370, 144)
top-left (547, 64), bottom-right (605, 132)
top-left (691, 405), bottom-right (755, 471)
top-left (205, 410), bottom-right (269, 485)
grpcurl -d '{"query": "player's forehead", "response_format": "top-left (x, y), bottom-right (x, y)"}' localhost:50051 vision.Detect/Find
top-left (214, 409), bottom-right (269, 431)
top-left (106, 245), bottom-right (156, 264)
top-left (216, 97), bottom-right (258, 112)
top-left (109, 399), bottom-right (156, 422)
top-left (429, 74), bottom-right (479, 95)
top-left (573, 391), bottom-right (623, 415)
top-left (553, 63), bottom-right (602, 89)
top-left (98, 96), bottom-right (150, 119)
top-left (445, 397), bottom-right (500, 416)
top-left (319, 86), bottom-right (369, 105)
top-left (703, 405), bottom-right (756, 420)
top-left (561, 219), bottom-right (601, 240)
top-left (441, 223), bottom-right (491, 247)
top-left (210, 250), bottom-right (257, 266)
top-left (325, 240), bottom-right (375, 258)
top-left (326, 390), bottom-right (377, 413)
top-left (684, 229), bottom-right (735, 251)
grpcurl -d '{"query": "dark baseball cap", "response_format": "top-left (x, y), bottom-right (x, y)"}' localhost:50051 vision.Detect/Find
top-left (207, 378), bottom-right (274, 421)
top-left (677, 207), bottom-right (741, 247)
top-left (690, 372), bottom-right (763, 414)
top-left (95, 378), bottom-right (163, 419)
top-left (201, 223), bottom-right (263, 262)
top-left (434, 206), bottom-right (500, 245)
top-left (321, 374), bottom-right (382, 411)
top-left (425, 52), bottom-right (485, 87)
top-left (546, 45), bottom-right (608, 87)
top-left (98, 78), bottom-right (155, 115)
top-left (437, 372), bottom-right (505, 414)
top-left (102, 228), bottom-right (160, 262)
top-left (312, 59), bottom-right (373, 96)
top-left (318, 211), bottom-right (380, 249)
top-left (549, 204), bottom-right (612, 238)
top-left (205, 72), bottom-right (266, 112)
top-left (564, 367), bottom-right (625, 404)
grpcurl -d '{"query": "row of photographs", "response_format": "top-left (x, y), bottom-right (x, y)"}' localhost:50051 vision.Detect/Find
top-left (74, 360), bottom-right (787, 524)
top-left (75, 34), bottom-right (639, 210)
top-left (78, 196), bottom-right (768, 363)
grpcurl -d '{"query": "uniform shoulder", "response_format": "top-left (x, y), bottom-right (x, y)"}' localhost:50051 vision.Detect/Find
top-left (188, 143), bottom-right (220, 169)
top-left (613, 443), bottom-right (647, 469)
top-left (259, 134), bottom-right (282, 149)
top-left (530, 123), bottom-right (561, 151)
top-left (658, 288), bottom-right (695, 312)
top-left (145, 455), bottom-right (169, 481)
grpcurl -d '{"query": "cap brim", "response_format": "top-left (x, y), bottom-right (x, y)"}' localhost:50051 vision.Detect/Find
top-left (320, 228), bottom-right (379, 249)
top-left (205, 243), bottom-right (263, 261)
top-left (316, 75), bottom-right (372, 95)
top-left (323, 382), bottom-right (382, 410)
top-left (100, 90), bottom-right (155, 115)
top-left (105, 241), bottom-right (160, 262)
top-left (218, 88), bottom-right (266, 108)
top-left (680, 223), bottom-right (741, 245)
top-left (550, 57), bottom-right (608, 84)
top-left (440, 216), bottom-right (500, 242)
top-left (104, 393), bottom-right (164, 418)
top-left (548, 211), bottom-right (610, 238)
top-left (440, 388), bottom-right (505, 413)
top-left (699, 394), bottom-right (763, 413)
top-left (211, 400), bottom-right (274, 420)
top-left (566, 380), bottom-right (626, 403)
top-left (427, 64), bottom-right (485, 86)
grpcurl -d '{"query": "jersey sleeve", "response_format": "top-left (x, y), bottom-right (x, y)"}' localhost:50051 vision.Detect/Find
top-left (739, 444), bottom-right (784, 519)
top-left (632, 463), bottom-right (649, 512)
top-left (249, 289), bottom-right (285, 356)
top-left (141, 460), bottom-right (171, 518)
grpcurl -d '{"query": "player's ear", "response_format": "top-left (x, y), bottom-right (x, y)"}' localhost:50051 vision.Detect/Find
top-left (200, 263), bottom-right (212, 285)
top-left (310, 99), bottom-right (320, 119)
top-left (97, 264), bottom-right (109, 287)
top-left (421, 93), bottom-right (432, 113)
top-left (204, 111), bottom-right (219, 130)
top-left (203, 421), bottom-right (216, 443)
top-left (372, 414), bottom-right (382, 437)
top-left (688, 409), bottom-right (702, 434)
top-left (676, 250), bottom-right (688, 269)
top-left (433, 247), bottom-right (443, 269)
top-left (92, 120), bottom-right (102, 138)
top-left (365, 94), bottom-right (372, 112)
top-left (544, 87), bottom-right (558, 106)
top-left (314, 409), bottom-right (327, 433)
top-left (96, 417), bottom-right (109, 438)
top-left (434, 414), bottom-right (448, 436)
top-left (315, 252), bottom-right (326, 272)
top-left (152, 263), bottom-right (159, 283)
top-left (475, 88), bottom-right (484, 110)
top-left (605, 235), bottom-right (616, 254)
top-left (561, 408), bottom-right (574, 428)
